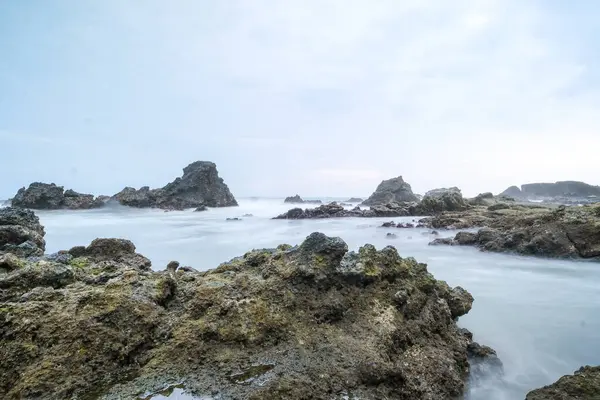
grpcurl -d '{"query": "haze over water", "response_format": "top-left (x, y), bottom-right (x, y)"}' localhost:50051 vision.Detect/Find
top-left (26, 198), bottom-right (600, 400)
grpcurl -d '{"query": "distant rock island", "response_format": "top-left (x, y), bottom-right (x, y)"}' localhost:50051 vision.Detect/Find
top-left (283, 195), bottom-right (322, 204)
top-left (345, 197), bottom-right (363, 203)
top-left (362, 176), bottom-right (418, 206)
top-left (11, 183), bottom-right (105, 210)
top-left (500, 181), bottom-right (600, 203)
top-left (114, 161), bottom-right (237, 210)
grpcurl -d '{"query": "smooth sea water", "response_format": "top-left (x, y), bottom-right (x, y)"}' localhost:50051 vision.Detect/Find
top-left (23, 198), bottom-right (600, 399)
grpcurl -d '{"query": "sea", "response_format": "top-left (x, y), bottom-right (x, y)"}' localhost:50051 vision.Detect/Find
top-left (3, 198), bottom-right (599, 400)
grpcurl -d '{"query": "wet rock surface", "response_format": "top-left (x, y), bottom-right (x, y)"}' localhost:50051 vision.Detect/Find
top-left (274, 202), bottom-right (418, 219)
top-left (362, 176), bottom-right (418, 206)
top-left (0, 223), bottom-right (488, 399)
top-left (416, 187), bottom-right (469, 214)
top-left (0, 207), bottom-right (46, 257)
top-left (283, 195), bottom-right (322, 204)
top-left (424, 203), bottom-right (600, 260)
top-left (114, 161), bottom-right (237, 210)
top-left (526, 366), bottom-right (600, 399)
top-left (11, 183), bottom-right (104, 210)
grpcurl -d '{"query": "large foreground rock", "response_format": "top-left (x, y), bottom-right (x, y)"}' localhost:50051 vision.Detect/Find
top-left (526, 366), bottom-right (600, 399)
top-left (0, 207), bottom-right (45, 257)
top-left (0, 232), bottom-right (493, 399)
top-left (11, 183), bottom-right (104, 210)
top-left (362, 176), bottom-right (418, 206)
top-left (114, 161), bottom-right (237, 210)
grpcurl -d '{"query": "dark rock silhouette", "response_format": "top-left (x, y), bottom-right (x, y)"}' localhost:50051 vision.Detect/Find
top-left (362, 176), bottom-right (418, 206)
top-left (283, 195), bottom-right (322, 204)
top-left (11, 183), bottom-right (104, 210)
top-left (114, 161), bottom-right (237, 210)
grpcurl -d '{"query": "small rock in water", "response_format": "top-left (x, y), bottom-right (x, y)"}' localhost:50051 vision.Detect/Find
top-left (386, 233), bottom-right (397, 239)
top-left (242, 214), bottom-right (253, 217)
top-left (381, 221), bottom-right (396, 228)
top-left (194, 205), bottom-right (208, 212)
top-left (226, 217), bottom-right (241, 221)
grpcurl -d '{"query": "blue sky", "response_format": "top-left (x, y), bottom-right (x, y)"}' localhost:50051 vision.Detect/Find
top-left (1, 0), bottom-right (599, 198)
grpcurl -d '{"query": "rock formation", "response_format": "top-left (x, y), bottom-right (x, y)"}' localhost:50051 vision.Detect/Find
top-left (526, 366), bottom-right (600, 399)
top-left (0, 216), bottom-right (497, 399)
top-left (500, 181), bottom-right (600, 203)
top-left (11, 183), bottom-right (104, 210)
top-left (416, 187), bottom-right (469, 215)
top-left (345, 197), bottom-right (363, 203)
top-left (274, 202), bottom-right (418, 219)
top-left (362, 176), bottom-right (418, 206)
top-left (114, 161), bottom-right (237, 210)
top-left (0, 207), bottom-right (46, 257)
top-left (426, 203), bottom-right (600, 260)
top-left (283, 195), bottom-right (322, 204)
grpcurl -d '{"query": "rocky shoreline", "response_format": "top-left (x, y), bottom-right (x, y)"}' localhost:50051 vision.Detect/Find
top-left (0, 207), bottom-right (503, 399)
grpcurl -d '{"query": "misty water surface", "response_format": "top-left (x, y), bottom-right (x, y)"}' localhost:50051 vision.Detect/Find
top-left (25, 199), bottom-right (600, 400)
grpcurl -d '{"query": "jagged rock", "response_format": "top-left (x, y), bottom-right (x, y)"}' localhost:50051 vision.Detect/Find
top-left (0, 232), bottom-right (492, 400)
top-left (429, 237), bottom-right (455, 246)
top-left (194, 205), bottom-right (208, 212)
top-left (417, 187), bottom-right (469, 215)
top-left (345, 197), bottom-right (363, 203)
top-left (500, 185), bottom-right (523, 198)
top-left (11, 183), bottom-right (103, 210)
top-left (526, 366), bottom-right (600, 399)
top-left (0, 207), bottom-right (45, 257)
top-left (522, 181), bottom-right (600, 198)
top-left (283, 195), bottom-right (322, 204)
top-left (427, 204), bottom-right (600, 260)
top-left (362, 176), bottom-right (418, 206)
top-left (274, 202), bottom-right (416, 219)
top-left (114, 161), bottom-right (237, 210)
top-left (487, 203), bottom-right (511, 211)
top-left (468, 192), bottom-right (495, 206)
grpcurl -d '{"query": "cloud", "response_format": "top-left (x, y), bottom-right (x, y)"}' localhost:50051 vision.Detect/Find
top-left (1, 0), bottom-right (599, 198)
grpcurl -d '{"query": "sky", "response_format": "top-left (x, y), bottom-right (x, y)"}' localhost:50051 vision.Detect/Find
top-left (1, 0), bottom-right (599, 199)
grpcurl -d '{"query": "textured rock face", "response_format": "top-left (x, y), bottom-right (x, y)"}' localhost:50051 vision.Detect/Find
top-left (0, 232), bottom-right (492, 400)
top-left (416, 187), bottom-right (469, 215)
top-left (114, 161), bottom-right (237, 210)
top-left (362, 176), bottom-right (418, 206)
top-left (427, 204), bottom-right (600, 260)
top-left (11, 183), bottom-right (103, 210)
top-left (283, 195), bottom-right (322, 204)
top-left (274, 202), bottom-right (418, 219)
top-left (0, 207), bottom-right (45, 257)
top-left (526, 366), bottom-right (600, 399)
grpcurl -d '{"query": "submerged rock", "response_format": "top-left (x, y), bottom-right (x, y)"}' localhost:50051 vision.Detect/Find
top-left (11, 183), bottom-right (104, 210)
top-left (362, 176), bottom-right (418, 206)
top-left (526, 366), bottom-right (600, 399)
top-left (0, 231), bottom-right (489, 399)
top-left (114, 161), bottom-right (238, 210)
top-left (283, 195), bottom-right (322, 204)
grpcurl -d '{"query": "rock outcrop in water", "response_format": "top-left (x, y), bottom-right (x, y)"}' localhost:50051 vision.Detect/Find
top-left (283, 195), bottom-right (322, 204)
top-left (345, 197), bottom-right (363, 203)
top-left (526, 366), bottom-right (600, 399)
top-left (500, 181), bottom-right (600, 204)
top-left (0, 212), bottom-right (495, 399)
top-left (362, 176), bottom-right (418, 206)
top-left (416, 187), bottom-right (469, 214)
top-left (274, 202), bottom-right (418, 219)
top-left (11, 183), bottom-right (104, 210)
top-left (425, 203), bottom-right (600, 260)
top-left (0, 207), bottom-right (45, 257)
top-left (114, 161), bottom-right (237, 210)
